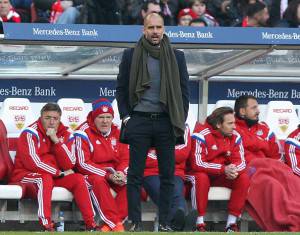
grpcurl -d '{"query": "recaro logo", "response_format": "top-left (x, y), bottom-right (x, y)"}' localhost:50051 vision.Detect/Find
top-left (272, 109), bottom-right (292, 113)
top-left (63, 107), bottom-right (83, 111)
top-left (9, 106), bottom-right (29, 110)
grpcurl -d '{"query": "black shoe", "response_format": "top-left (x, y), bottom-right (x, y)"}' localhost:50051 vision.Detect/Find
top-left (128, 222), bottom-right (143, 232)
top-left (158, 224), bottom-right (173, 232)
top-left (183, 209), bottom-right (198, 231)
top-left (170, 208), bottom-right (185, 231)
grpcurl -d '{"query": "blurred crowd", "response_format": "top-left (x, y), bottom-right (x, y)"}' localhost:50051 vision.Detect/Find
top-left (0, 0), bottom-right (300, 28)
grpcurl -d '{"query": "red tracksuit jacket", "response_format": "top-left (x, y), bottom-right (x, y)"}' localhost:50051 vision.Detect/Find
top-left (188, 122), bottom-right (246, 176)
top-left (0, 8), bottom-right (21, 22)
top-left (144, 124), bottom-right (191, 179)
top-left (284, 127), bottom-right (300, 176)
top-left (10, 119), bottom-right (75, 182)
top-left (235, 118), bottom-right (281, 163)
top-left (74, 113), bottom-right (129, 178)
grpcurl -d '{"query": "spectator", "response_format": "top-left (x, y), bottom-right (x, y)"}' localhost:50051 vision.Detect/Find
top-left (50, 0), bottom-right (83, 24)
top-left (242, 1), bottom-right (270, 27)
top-left (234, 95), bottom-right (281, 163)
top-left (206, 0), bottom-right (241, 26)
top-left (85, 0), bottom-right (121, 24)
top-left (33, 0), bottom-right (54, 22)
top-left (268, 0), bottom-right (282, 26)
top-left (189, 17), bottom-right (208, 26)
top-left (143, 124), bottom-right (197, 231)
top-left (116, 12), bottom-right (189, 232)
top-left (9, 103), bottom-right (99, 231)
top-left (0, 0), bottom-right (21, 22)
top-left (135, 0), bottom-right (162, 24)
top-left (187, 107), bottom-right (249, 232)
top-left (189, 0), bottom-right (219, 26)
top-left (125, 0), bottom-right (178, 25)
top-left (160, 0), bottom-right (179, 25)
top-left (74, 98), bottom-right (128, 232)
top-left (177, 8), bottom-right (197, 26)
top-left (34, 0), bottom-right (54, 10)
top-left (123, 0), bottom-right (146, 25)
top-left (119, 0), bottom-right (136, 24)
top-left (10, 0), bottom-right (32, 22)
top-left (277, 0), bottom-right (300, 27)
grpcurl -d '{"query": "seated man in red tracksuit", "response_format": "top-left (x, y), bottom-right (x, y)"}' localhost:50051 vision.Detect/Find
top-left (187, 107), bottom-right (249, 232)
top-left (285, 126), bottom-right (300, 176)
top-left (143, 124), bottom-right (197, 231)
top-left (234, 95), bottom-right (281, 163)
top-left (10, 103), bottom-right (98, 231)
top-left (74, 98), bottom-right (129, 232)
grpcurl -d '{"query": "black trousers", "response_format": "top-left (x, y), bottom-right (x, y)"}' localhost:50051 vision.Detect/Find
top-left (126, 112), bottom-right (175, 225)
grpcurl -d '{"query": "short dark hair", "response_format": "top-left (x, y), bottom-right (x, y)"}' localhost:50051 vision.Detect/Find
top-left (234, 95), bottom-right (257, 116)
top-left (142, 0), bottom-right (160, 12)
top-left (283, 0), bottom-right (300, 26)
top-left (189, 0), bottom-right (207, 8)
top-left (206, 107), bottom-right (234, 129)
top-left (246, 1), bottom-right (266, 17)
top-left (40, 103), bottom-right (62, 116)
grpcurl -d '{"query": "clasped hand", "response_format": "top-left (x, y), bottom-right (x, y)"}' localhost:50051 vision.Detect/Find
top-left (109, 171), bottom-right (126, 186)
top-left (224, 164), bottom-right (238, 180)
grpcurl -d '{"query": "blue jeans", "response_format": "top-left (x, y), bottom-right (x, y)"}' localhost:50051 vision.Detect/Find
top-left (57, 7), bottom-right (80, 24)
top-left (143, 175), bottom-right (187, 223)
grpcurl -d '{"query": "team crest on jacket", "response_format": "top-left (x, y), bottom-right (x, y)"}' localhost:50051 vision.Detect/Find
top-left (111, 138), bottom-right (117, 147)
top-left (256, 130), bottom-right (263, 136)
top-left (96, 140), bottom-right (101, 144)
top-left (110, 137), bottom-right (117, 152)
top-left (211, 145), bottom-right (218, 150)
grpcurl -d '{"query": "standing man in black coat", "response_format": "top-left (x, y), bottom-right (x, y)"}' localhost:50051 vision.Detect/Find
top-left (116, 12), bottom-right (189, 232)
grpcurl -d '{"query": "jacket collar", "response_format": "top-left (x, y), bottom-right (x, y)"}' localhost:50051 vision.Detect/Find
top-left (204, 122), bottom-right (229, 139)
top-left (235, 117), bottom-right (248, 129)
top-left (37, 118), bottom-right (68, 137)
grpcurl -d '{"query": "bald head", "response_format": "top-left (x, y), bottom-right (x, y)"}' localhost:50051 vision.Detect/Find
top-left (144, 12), bottom-right (164, 27)
top-left (143, 13), bottom-right (165, 45)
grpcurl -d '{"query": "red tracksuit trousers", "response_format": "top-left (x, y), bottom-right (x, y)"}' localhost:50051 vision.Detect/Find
top-left (21, 173), bottom-right (95, 227)
top-left (190, 172), bottom-right (250, 217)
top-left (85, 175), bottom-right (127, 229)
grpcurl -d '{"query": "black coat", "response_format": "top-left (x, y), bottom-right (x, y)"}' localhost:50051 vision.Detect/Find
top-left (116, 47), bottom-right (190, 144)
